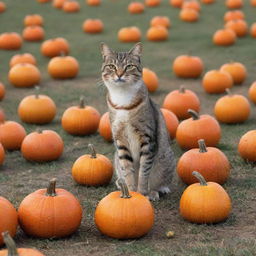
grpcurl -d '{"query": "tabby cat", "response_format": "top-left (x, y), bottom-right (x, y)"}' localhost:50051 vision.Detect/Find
top-left (100, 42), bottom-right (175, 201)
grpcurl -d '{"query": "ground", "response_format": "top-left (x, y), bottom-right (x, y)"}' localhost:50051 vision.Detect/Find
top-left (0, 0), bottom-right (256, 255)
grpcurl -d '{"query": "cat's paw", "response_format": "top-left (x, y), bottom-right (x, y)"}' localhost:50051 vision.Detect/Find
top-left (147, 191), bottom-right (160, 201)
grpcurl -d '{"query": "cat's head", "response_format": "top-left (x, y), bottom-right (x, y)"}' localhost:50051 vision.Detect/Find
top-left (100, 43), bottom-right (142, 87)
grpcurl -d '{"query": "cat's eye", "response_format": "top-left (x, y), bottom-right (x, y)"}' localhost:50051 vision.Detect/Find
top-left (126, 64), bottom-right (135, 70)
top-left (107, 64), bottom-right (116, 70)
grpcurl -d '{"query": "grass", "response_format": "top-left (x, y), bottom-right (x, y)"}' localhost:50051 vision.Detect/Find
top-left (0, 0), bottom-right (256, 255)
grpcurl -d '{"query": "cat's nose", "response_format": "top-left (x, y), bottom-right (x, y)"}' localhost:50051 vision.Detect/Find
top-left (116, 69), bottom-right (124, 78)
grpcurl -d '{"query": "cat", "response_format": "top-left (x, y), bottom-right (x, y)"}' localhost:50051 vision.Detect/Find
top-left (100, 42), bottom-right (175, 201)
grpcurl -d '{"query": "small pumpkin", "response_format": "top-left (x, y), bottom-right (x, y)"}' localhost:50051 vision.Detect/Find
top-left (62, 97), bottom-right (101, 135)
top-left (48, 54), bottom-right (79, 79)
top-left (118, 26), bottom-right (141, 42)
top-left (177, 139), bottom-right (230, 184)
top-left (22, 25), bottom-right (45, 41)
top-left (94, 178), bottom-right (154, 239)
top-left (24, 14), bottom-right (44, 26)
top-left (0, 198), bottom-right (18, 246)
top-left (202, 69), bottom-right (233, 94)
top-left (162, 86), bottom-right (200, 120)
top-left (182, 0), bottom-right (201, 12)
top-left (82, 19), bottom-right (104, 34)
top-left (179, 8), bottom-right (199, 22)
top-left (0, 121), bottom-right (26, 150)
top-left (238, 130), bottom-right (256, 162)
top-left (72, 144), bottom-right (113, 186)
top-left (150, 16), bottom-right (171, 28)
top-left (169, 0), bottom-right (183, 7)
top-left (145, 0), bottom-right (161, 7)
top-left (0, 1), bottom-right (6, 13)
top-left (248, 81), bottom-right (256, 104)
top-left (161, 108), bottom-right (179, 139)
top-left (180, 171), bottom-right (232, 223)
top-left (8, 63), bottom-right (41, 88)
top-left (128, 2), bottom-right (145, 14)
top-left (172, 55), bottom-right (204, 78)
top-left (9, 53), bottom-right (37, 68)
top-left (18, 179), bottom-right (82, 238)
top-left (225, 19), bottom-right (248, 37)
top-left (0, 82), bottom-right (5, 101)
top-left (176, 109), bottom-right (221, 149)
top-left (213, 28), bottom-right (236, 46)
top-left (146, 26), bottom-right (169, 41)
top-left (21, 130), bottom-right (64, 162)
top-left (250, 23), bottom-right (256, 38)
top-left (220, 62), bottom-right (247, 84)
top-left (98, 112), bottom-right (112, 142)
top-left (62, 0), bottom-right (80, 12)
top-left (0, 32), bottom-right (22, 50)
top-left (0, 143), bottom-right (4, 165)
top-left (225, 0), bottom-right (243, 9)
top-left (18, 86), bottom-right (56, 124)
top-left (86, 0), bottom-right (101, 6)
top-left (41, 37), bottom-right (69, 57)
top-left (142, 68), bottom-right (158, 92)
top-left (224, 10), bottom-right (245, 22)
top-left (53, 0), bottom-right (67, 8)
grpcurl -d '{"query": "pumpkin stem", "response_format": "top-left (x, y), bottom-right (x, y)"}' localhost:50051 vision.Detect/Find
top-left (46, 178), bottom-right (57, 196)
top-left (192, 171), bottom-right (208, 186)
top-left (179, 85), bottom-right (186, 94)
top-left (88, 144), bottom-right (97, 158)
top-left (79, 96), bottom-right (85, 108)
top-left (117, 178), bottom-right (131, 198)
top-left (198, 139), bottom-right (207, 153)
top-left (34, 85), bottom-right (40, 99)
top-left (225, 88), bottom-right (232, 96)
top-left (188, 109), bottom-right (200, 120)
top-left (2, 231), bottom-right (19, 256)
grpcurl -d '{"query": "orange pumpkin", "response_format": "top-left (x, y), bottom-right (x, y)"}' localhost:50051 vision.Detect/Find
top-left (82, 19), bottom-right (104, 34)
top-left (0, 198), bottom-right (18, 246)
top-left (150, 16), bottom-right (171, 28)
top-left (18, 87), bottom-right (56, 124)
top-left (202, 69), bottom-right (233, 94)
top-left (9, 53), bottom-right (37, 68)
top-left (251, 0), bottom-right (256, 6)
top-left (220, 62), bottom-right (247, 84)
top-left (161, 108), bottom-right (179, 139)
top-left (0, 1), bottom-right (6, 13)
top-left (41, 37), bottom-right (70, 57)
top-left (21, 130), bottom-right (64, 162)
top-left (0, 232), bottom-right (45, 256)
top-left (98, 112), bottom-right (112, 142)
top-left (0, 109), bottom-right (5, 123)
top-left (213, 28), bottom-right (236, 46)
top-left (0, 82), bottom-right (5, 101)
top-left (225, 19), bottom-right (248, 37)
top-left (128, 2), bottom-right (145, 14)
top-left (176, 109), bottom-right (221, 149)
top-left (0, 143), bottom-right (4, 165)
top-left (86, 0), bottom-right (101, 5)
top-left (225, 0), bottom-right (243, 9)
top-left (48, 55), bottom-right (79, 79)
top-left (201, 0), bottom-right (215, 4)
top-left (62, 97), bottom-right (101, 135)
top-left (162, 86), bottom-right (200, 120)
top-left (24, 14), bottom-right (44, 26)
top-left (53, 0), bottom-right (67, 8)
top-left (248, 81), bottom-right (256, 104)
top-left (182, 0), bottom-right (201, 12)
top-left (94, 178), bottom-right (154, 239)
top-left (118, 26), bottom-right (141, 42)
top-left (8, 63), bottom-right (41, 88)
top-left (177, 139), bottom-right (230, 184)
top-left (62, 0), bottom-right (80, 12)
top-left (224, 10), bottom-right (245, 22)
top-left (0, 32), bottom-right (22, 50)
top-left (172, 55), bottom-right (204, 78)
top-left (145, 0), bottom-right (161, 7)
top-left (250, 23), bottom-right (256, 38)
top-left (179, 8), bottom-right (199, 22)
top-left (214, 89), bottom-right (250, 124)
top-left (142, 68), bottom-right (158, 92)
top-left (147, 26), bottom-right (168, 41)
top-left (238, 130), bottom-right (256, 162)
top-left (72, 144), bottom-right (113, 186)
top-left (22, 25), bottom-right (45, 41)
top-left (170, 0), bottom-right (183, 7)
top-left (180, 171), bottom-right (232, 223)
top-left (0, 121), bottom-right (26, 150)
top-left (18, 179), bottom-right (82, 238)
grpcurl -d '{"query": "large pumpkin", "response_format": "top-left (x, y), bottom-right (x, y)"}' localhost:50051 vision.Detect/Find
top-left (238, 130), bottom-right (256, 162)
top-left (161, 108), bottom-right (179, 139)
top-left (176, 109), bottom-right (221, 149)
top-left (177, 139), bottom-right (230, 184)
top-left (0, 32), bottom-right (22, 50)
top-left (147, 26), bottom-right (169, 41)
top-left (41, 37), bottom-right (69, 57)
top-left (9, 53), bottom-right (37, 68)
top-left (142, 68), bottom-right (158, 92)
top-left (72, 144), bottom-right (113, 186)
top-left (21, 130), bottom-right (64, 162)
top-left (162, 86), bottom-right (200, 120)
top-left (180, 171), bottom-right (232, 223)
top-left (82, 19), bottom-right (104, 34)
top-left (18, 179), bottom-right (82, 238)
top-left (118, 26), bottom-right (141, 42)
top-left (0, 197), bottom-right (18, 246)
top-left (62, 97), bottom-right (101, 135)
top-left (213, 28), bottom-right (236, 46)
top-left (22, 25), bottom-right (45, 41)
top-left (94, 178), bottom-right (154, 239)
top-left (98, 112), bottom-right (112, 142)
top-left (0, 121), bottom-right (26, 150)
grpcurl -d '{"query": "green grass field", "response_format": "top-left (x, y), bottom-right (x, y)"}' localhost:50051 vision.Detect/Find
top-left (0, 0), bottom-right (256, 255)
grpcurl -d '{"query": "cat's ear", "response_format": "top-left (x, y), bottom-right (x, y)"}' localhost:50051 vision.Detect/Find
top-left (100, 42), bottom-right (114, 58)
top-left (128, 42), bottom-right (142, 57)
